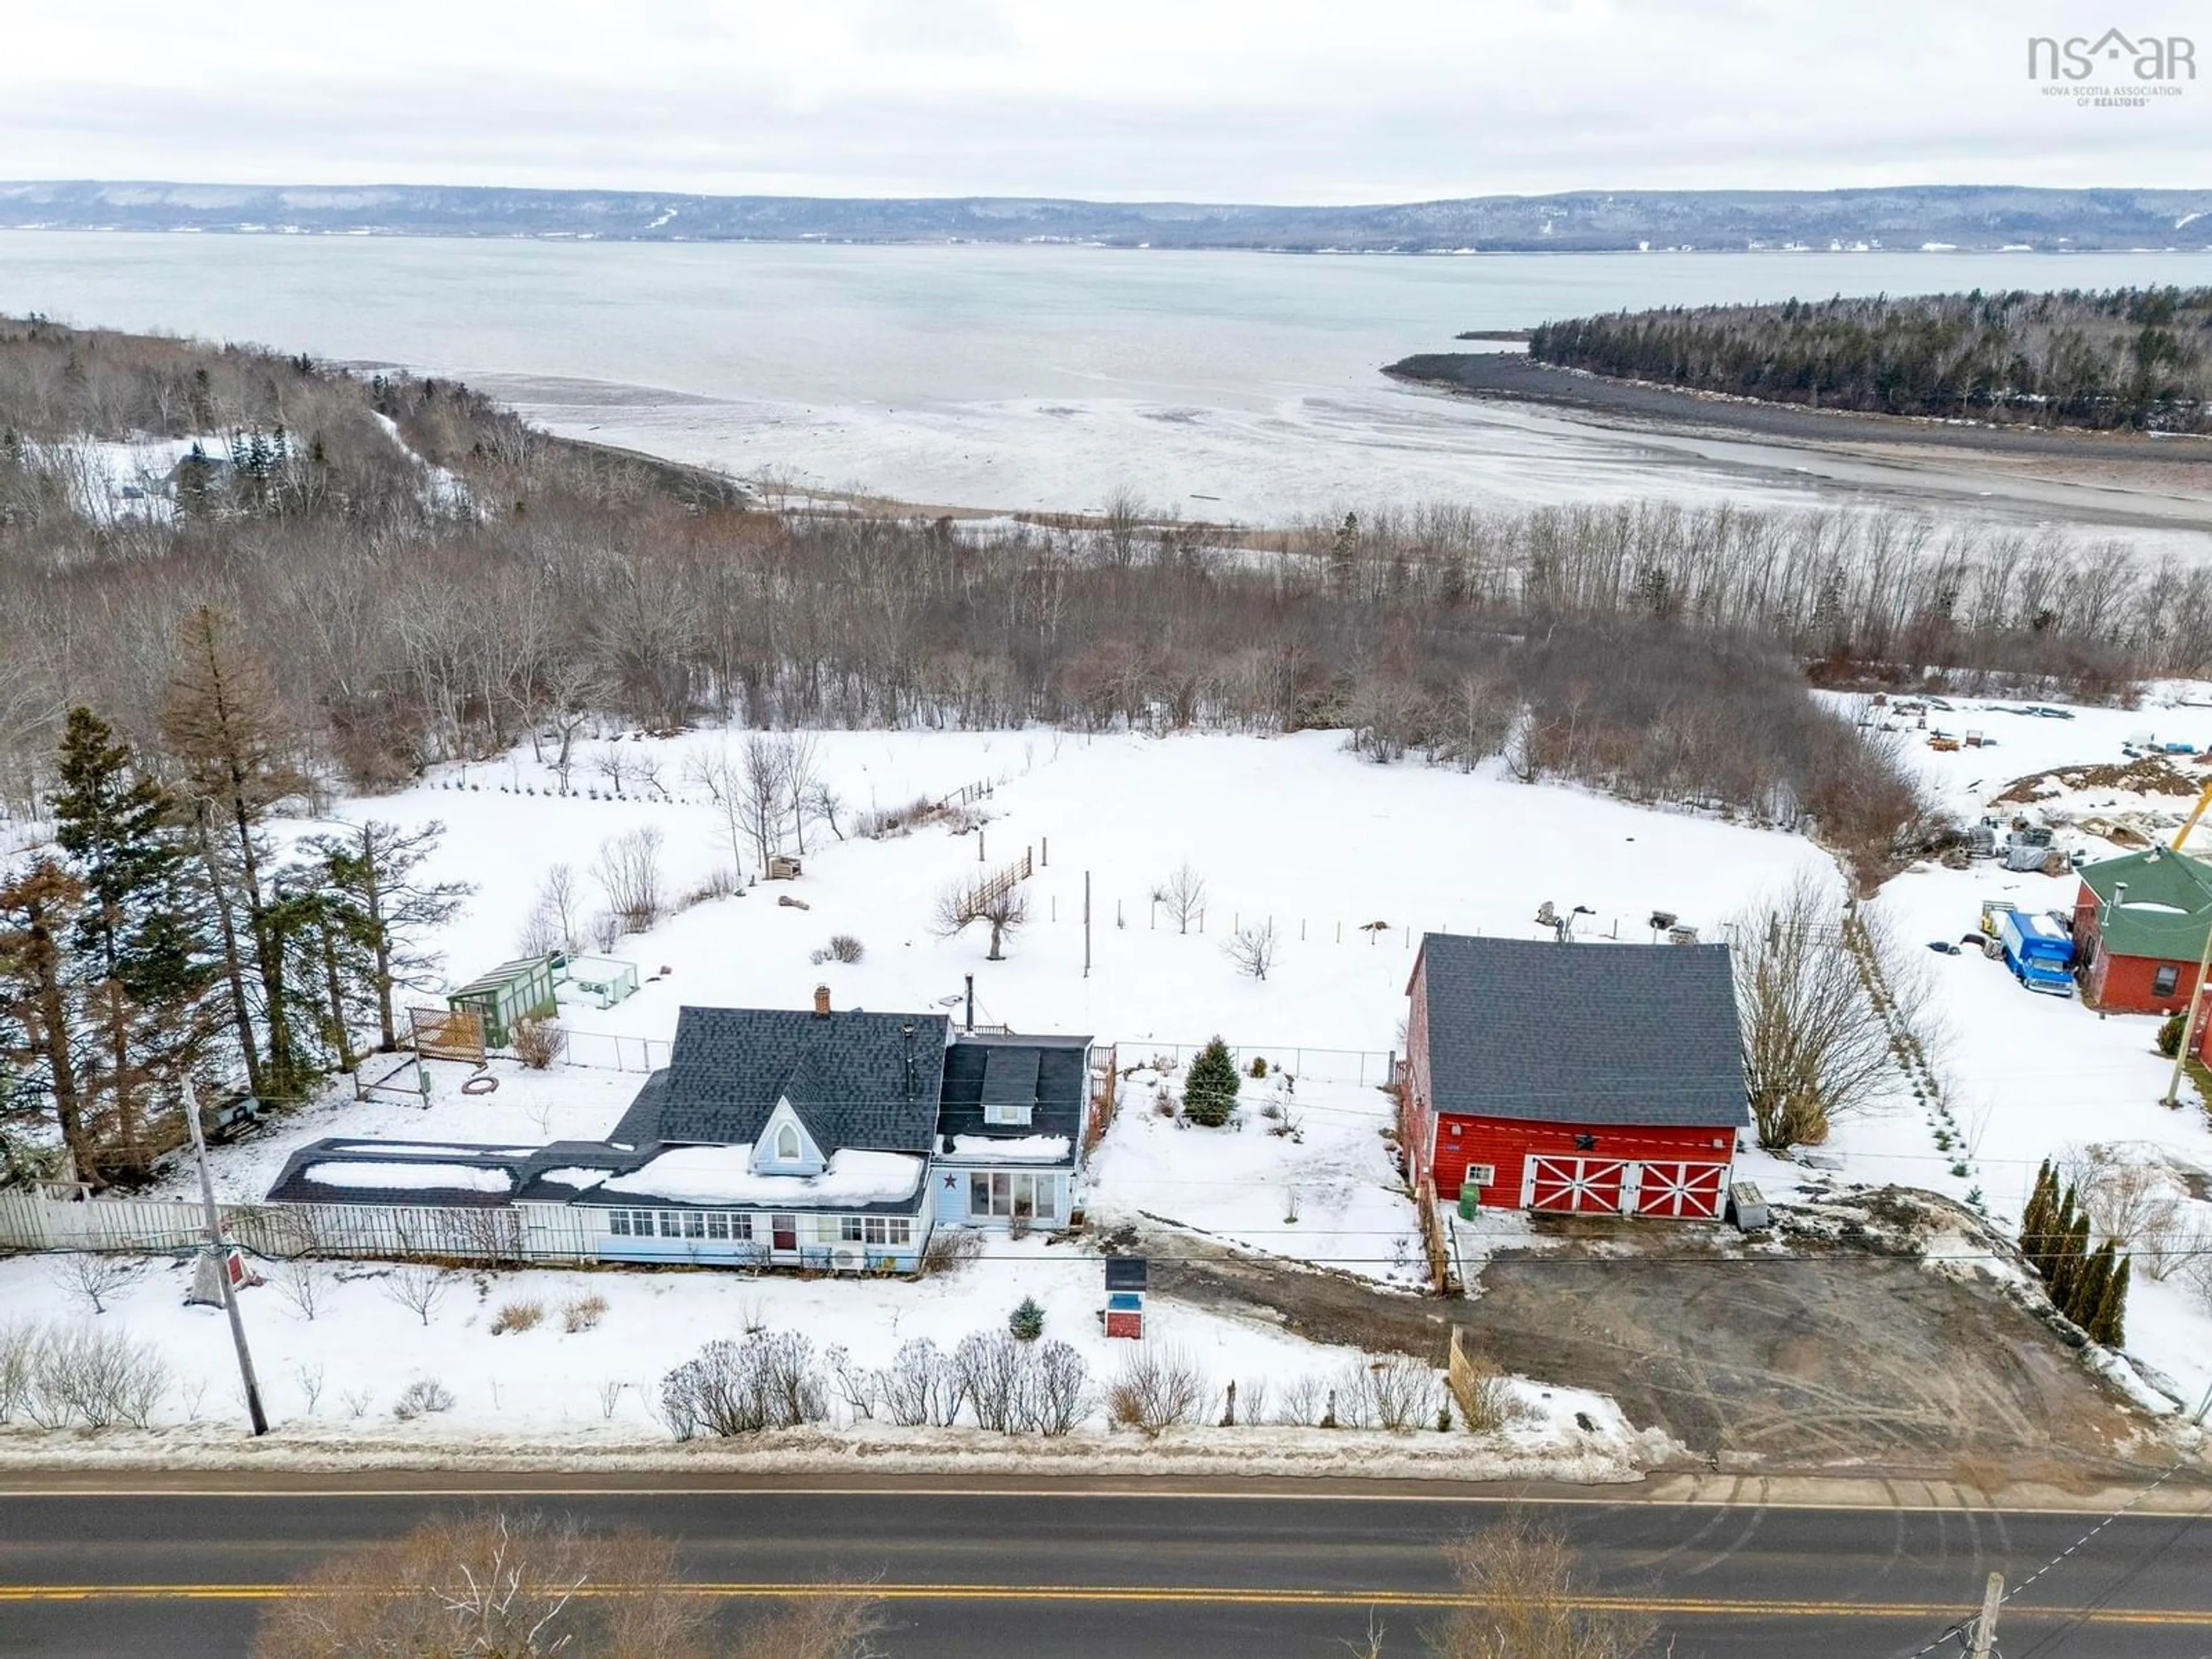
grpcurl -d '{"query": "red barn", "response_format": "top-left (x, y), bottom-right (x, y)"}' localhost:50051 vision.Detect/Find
top-left (1402, 933), bottom-right (1748, 1220)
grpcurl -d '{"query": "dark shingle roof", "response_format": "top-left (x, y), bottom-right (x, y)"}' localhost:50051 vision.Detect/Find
top-left (648, 1005), bottom-right (950, 1153)
top-left (1415, 934), bottom-right (1748, 1128)
top-left (935, 1034), bottom-right (1089, 1154)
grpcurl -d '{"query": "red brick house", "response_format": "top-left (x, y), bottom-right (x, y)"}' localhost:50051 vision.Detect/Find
top-left (1402, 934), bottom-right (1748, 1219)
top-left (2073, 847), bottom-right (2212, 1016)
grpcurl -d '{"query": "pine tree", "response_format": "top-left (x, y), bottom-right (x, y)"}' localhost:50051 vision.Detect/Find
top-left (2091, 1255), bottom-right (2130, 1349)
top-left (298, 821), bottom-right (470, 1053)
top-left (1182, 1036), bottom-right (1241, 1128)
top-left (51, 706), bottom-right (219, 1168)
top-left (1009, 1297), bottom-right (1045, 1343)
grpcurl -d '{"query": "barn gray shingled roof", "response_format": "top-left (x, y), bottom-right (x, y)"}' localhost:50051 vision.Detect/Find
top-left (647, 1005), bottom-right (951, 1152)
top-left (1415, 934), bottom-right (1749, 1128)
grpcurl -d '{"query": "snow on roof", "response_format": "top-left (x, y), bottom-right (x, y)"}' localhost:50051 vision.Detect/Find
top-left (302, 1160), bottom-right (514, 1194)
top-left (532, 1166), bottom-right (613, 1191)
top-left (334, 1142), bottom-right (539, 1157)
top-left (947, 1134), bottom-right (1071, 1162)
top-left (600, 1146), bottom-right (923, 1209)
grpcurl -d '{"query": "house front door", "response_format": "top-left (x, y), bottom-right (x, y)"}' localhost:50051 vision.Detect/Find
top-left (771, 1215), bottom-right (798, 1252)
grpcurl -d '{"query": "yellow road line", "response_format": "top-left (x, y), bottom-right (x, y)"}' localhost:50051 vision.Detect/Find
top-left (1, 1584), bottom-right (2208, 1625)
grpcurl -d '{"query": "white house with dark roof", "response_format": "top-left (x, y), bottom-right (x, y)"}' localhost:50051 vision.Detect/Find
top-left (265, 988), bottom-right (1094, 1272)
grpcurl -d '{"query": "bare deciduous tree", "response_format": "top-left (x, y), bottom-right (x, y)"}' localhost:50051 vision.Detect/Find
top-left (517, 862), bottom-right (585, 957)
top-left (1225, 919), bottom-right (1280, 982)
top-left (594, 827), bottom-right (666, 935)
top-left (935, 881), bottom-right (1028, 961)
top-left (380, 1264), bottom-right (453, 1327)
top-left (1160, 862), bottom-right (1207, 934)
top-left (50, 1252), bottom-right (135, 1316)
top-left (1732, 876), bottom-right (1895, 1150)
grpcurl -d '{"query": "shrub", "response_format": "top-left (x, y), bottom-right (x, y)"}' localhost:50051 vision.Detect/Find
top-left (918, 1229), bottom-right (983, 1278)
top-left (512, 1017), bottom-right (566, 1070)
top-left (660, 1332), bottom-right (827, 1440)
top-left (1008, 1297), bottom-right (1046, 1342)
top-left (490, 1300), bottom-right (544, 1335)
top-left (1248, 1055), bottom-right (1268, 1078)
top-left (825, 934), bottom-right (865, 964)
top-left (2157, 1012), bottom-right (2187, 1058)
top-left (1181, 1037), bottom-right (1240, 1127)
top-left (9, 1323), bottom-right (169, 1430)
top-left (392, 1377), bottom-right (456, 1421)
top-left (953, 1332), bottom-right (1032, 1432)
top-left (1029, 1341), bottom-right (1092, 1437)
top-left (562, 1293), bottom-right (609, 1333)
top-left (1450, 1350), bottom-right (1516, 1435)
top-left (1107, 1346), bottom-right (1207, 1435)
top-left (876, 1338), bottom-right (965, 1427)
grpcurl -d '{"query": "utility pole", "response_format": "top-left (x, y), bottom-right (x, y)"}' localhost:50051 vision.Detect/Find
top-left (1969, 1573), bottom-right (2003, 1659)
top-left (2161, 921), bottom-right (2212, 1107)
top-left (1083, 870), bottom-right (1092, 980)
top-left (184, 1080), bottom-right (268, 1436)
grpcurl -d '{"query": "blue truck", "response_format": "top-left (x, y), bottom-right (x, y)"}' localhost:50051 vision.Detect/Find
top-left (1997, 908), bottom-right (2075, 997)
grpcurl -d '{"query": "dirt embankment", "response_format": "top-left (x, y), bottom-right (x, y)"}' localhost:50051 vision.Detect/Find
top-left (1138, 1213), bottom-right (2160, 1482)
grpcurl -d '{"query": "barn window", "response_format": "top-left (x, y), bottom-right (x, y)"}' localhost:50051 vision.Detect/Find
top-left (1464, 1164), bottom-right (1496, 1187)
top-left (2154, 964), bottom-right (2181, 997)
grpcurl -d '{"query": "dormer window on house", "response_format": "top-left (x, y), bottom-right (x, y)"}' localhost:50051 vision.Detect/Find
top-left (978, 1044), bottom-right (1041, 1129)
top-left (775, 1123), bottom-right (801, 1160)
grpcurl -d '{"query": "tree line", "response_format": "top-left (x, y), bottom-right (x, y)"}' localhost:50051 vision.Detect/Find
top-left (1527, 287), bottom-right (2212, 432)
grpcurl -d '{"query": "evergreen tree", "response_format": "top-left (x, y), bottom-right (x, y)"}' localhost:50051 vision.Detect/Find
top-left (51, 706), bottom-right (219, 1167)
top-left (1009, 1297), bottom-right (1045, 1343)
top-left (298, 821), bottom-right (471, 1053)
top-left (162, 607), bottom-right (313, 1101)
top-left (2019, 1160), bottom-right (2057, 1276)
top-left (2069, 1238), bottom-right (2115, 1331)
top-left (1182, 1036), bottom-right (1241, 1128)
top-left (2050, 1201), bottom-right (2090, 1311)
top-left (2091, 1256), bottom-right (2130, 1349)
top-left (0, 861), bottom-right (95, 1181)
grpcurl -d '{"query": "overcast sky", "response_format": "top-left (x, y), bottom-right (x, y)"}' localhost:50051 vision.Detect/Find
top-left (2, 1), bottom-right (2205, 201)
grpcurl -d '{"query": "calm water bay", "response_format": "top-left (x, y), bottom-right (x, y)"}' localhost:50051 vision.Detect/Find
top-left (5, 232), bottom-right (2211, 536)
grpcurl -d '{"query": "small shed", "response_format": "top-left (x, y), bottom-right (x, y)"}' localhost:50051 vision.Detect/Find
top-left (561, 955), bottom-right (640, 1010)
top-left (448, 955), bottom-right (559, 1048)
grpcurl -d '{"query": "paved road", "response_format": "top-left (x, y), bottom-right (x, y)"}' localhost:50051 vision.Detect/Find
top-left (2, 1476), bottom-right (2209, 1657)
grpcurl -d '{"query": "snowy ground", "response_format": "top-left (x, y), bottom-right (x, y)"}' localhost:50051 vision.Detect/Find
top-left (15, 709), bottom-right (2212, 1461)
top-left (0, 1238), bottom-right (1647, 1478)
top-left (1772, 690), bottom-right (2212, 1413)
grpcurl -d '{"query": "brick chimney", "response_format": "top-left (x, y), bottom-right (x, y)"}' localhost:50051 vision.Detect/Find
top-left (813, 984), bottom-right (832, 1018)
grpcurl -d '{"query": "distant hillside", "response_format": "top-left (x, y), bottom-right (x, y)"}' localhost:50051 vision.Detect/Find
top-left (6, 181), bottom-right (2212, 251)
top-left (1522, 288), bottom-right (2212, 433)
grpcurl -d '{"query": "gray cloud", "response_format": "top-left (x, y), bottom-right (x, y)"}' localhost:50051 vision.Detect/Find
top-left (1, 1), bottom-right (2205, 197)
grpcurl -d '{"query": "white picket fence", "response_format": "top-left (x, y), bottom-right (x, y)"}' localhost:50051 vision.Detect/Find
top-left (0, 1187), bottom-right (596, 1265)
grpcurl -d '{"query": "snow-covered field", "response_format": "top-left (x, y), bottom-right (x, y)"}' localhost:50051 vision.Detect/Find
top-left (11, 705), bottom-right (2212, 1461)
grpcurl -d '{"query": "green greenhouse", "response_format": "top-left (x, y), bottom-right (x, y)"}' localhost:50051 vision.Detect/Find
top-left (446, 955), bottom-right (559, 1048)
